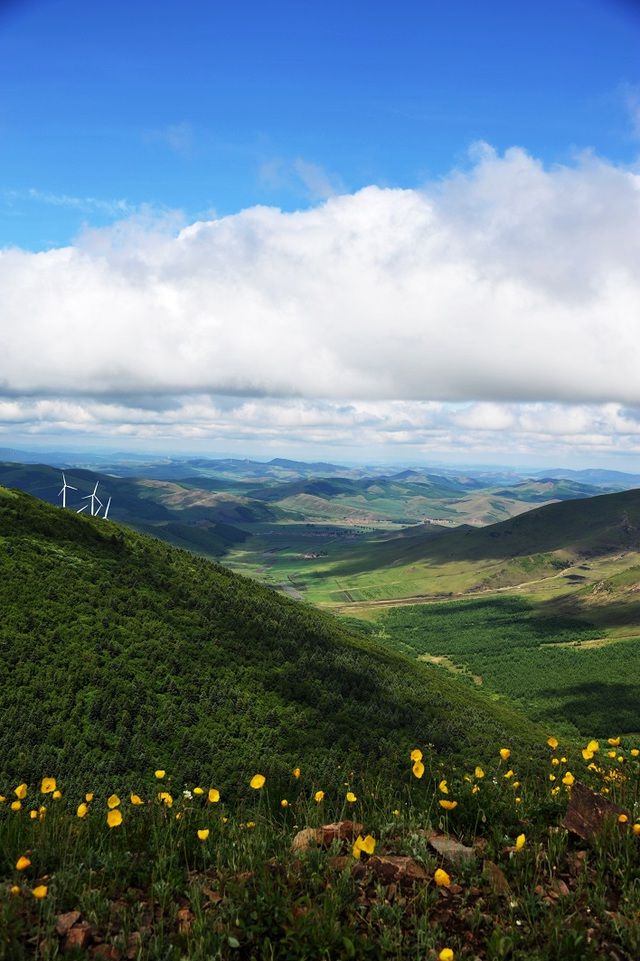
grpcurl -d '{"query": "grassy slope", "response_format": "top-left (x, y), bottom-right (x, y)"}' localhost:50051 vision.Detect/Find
top-left (296, 487), bottom-right (640, 604)
top-left (0, 487), bottom-right (542, 789)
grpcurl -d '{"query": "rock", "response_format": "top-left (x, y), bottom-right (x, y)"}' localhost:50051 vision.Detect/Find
top-left (291, 827), bottom-right (319, 852)
top-left (318, 821), bottom-right (364, 845)
top-left (56, 911), bottom-right (81, 937)
top-left (428, 834), bottom-right (476, 865)
top-left (176, 906), bottom-right (193, 934)
top-left (562, 781), bottom-right (629, 841)
top-left (292, 821), bottom-right (363, 853)
top-left (92, 946), bottom-right (122, 961)
top-left (483, 860), bottom-right (511, 897)
top-left (358, 855), bottom-right (428, 885)
top-left (64, 922), bottom-right (92, 952)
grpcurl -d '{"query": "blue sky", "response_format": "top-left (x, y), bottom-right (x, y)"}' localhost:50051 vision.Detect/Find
top-left (1, 0), bottom-right (639, 249)
top-left (1, 0), bottom-right (640, 467)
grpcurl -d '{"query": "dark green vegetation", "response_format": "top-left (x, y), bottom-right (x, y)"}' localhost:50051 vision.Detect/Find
top-left (0, 487), bottom-right (541, 789)
top-left (1, 745), bottom-right (639, 961)
top-left (377, 597), bottom-right (640, 737)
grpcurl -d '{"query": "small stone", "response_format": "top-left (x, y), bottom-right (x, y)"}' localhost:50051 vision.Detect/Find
top-left (562, 781), bottom-right (629, 841)
top-left (56, 911), bottom-right (81, 937)
top-left (483, 860), bottom-right (511, 897)
top-left (429, 834), bottom-right (476, 865)
top-left (360, 855), bottom-right (428, 884)
top-left (64, 922), bottom-right (92, 952)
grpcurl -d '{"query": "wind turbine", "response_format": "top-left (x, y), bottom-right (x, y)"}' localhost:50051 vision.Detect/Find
top-left (58, 473), bottom-right (77, 509)
top-left (81, 481), bottom-right (101, 517)
top-left (103, 497), bottom-right (112, 520)
top-left (76, 504), bottom-right (88, 514)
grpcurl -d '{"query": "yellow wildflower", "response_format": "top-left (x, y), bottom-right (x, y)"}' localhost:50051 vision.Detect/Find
top-left (631, 749), bottom-right (639, 757)
top-left (474, 766), bottom-right (485, 779)
top-left (208, 788), bottom-right (220, 804)
top-left (107, 809), bottom-right (123, 828)
top-left (608, 737), bottom-right (621, 747)
top-left (52, 790), bottom-right (62, 800)
top-left (587, 740), bottom-right (599, 753)
top-left (439, 950), bottom-right (454, 961)
top-left (503, 769), bottom-right (514, 779)
top-left (130, 794), bottom-right (144, 805)
top-left (562, 772), bottom-right (575, 786)
top-left (499, 748), bottom-right (511, 761)
top-left (38, 806), bottom-right (46, 821)
top-left (314, 790), bottom-right (325, 803)
top-left (280, 799), bottom-right (289, 808)
top-left (392, 809), bottom-right (400, 816)
top-left (618, 814), bottom-right (628, 824)
top-left (439, 799), bottom-right (458, 811)
top-left (30, 810), bottom-right (37, 820)
top-left (410, 748), bottom-right (423, 762)
top-left (245, 821), bottom-right (256, 829)
top-left (293, 767), bottom-right (301, 779)
top-left (515, 833), bottom-right (526, 851)
top-left (346, 791), bottom-right (357, 803)
top-left (158, 792), bottom-right (173, 807)
top-left (197, 829), bottom-right (210, 841)
top-left (16, 856), bottom-right (31, 871)
top-left (193, 787), bottom-right (204, 796)
top-left (155, 770), bottom-right (166, 779)
top-left (438, 779), bottom-right (449, 794)
top-left (582, 748), bottom-right (594, 760)
top-left (547, 737), bottom-right (558, 749)
top-left (250, 774), bottom-right (266, 790)
top-left (10, 885), bottom-right (20, 896)
top-left (32, 885), bottom-right (48, 899)
top-left (76, 803), bottom-right (89, 819)
top-left (471, 785), bottom-right (480, 794)
top-left (11, 801), bottom-right (21, 812)
top-left (14, 784), bottom-right (27, 800)
top-left (107, 794), bottom-right (121, 809)
top-left (352, 834), bottom-right (376, 858)
top-left (40, 778), bottom-right (56, 794)
top-left (412, 760), bottom-right (425, 779)
top-left (633, 823), bottom-right (640, 836)
top-left (85, 793), bottom-right (94, 802)
top-left (434, 868), bottom-right (451, 887)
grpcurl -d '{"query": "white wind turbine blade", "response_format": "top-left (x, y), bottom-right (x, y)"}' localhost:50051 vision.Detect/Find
top-left (103, 497), bottom-right (111, 519)
top-left (67, 483), bottom-right (78, 491)
top-left (76, 505), bottom-right (88, 514)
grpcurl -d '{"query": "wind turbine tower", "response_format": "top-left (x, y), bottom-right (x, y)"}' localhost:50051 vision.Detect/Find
top-left (58, 473), bottom-right (77, 509)
top-left (81, 481), bottom-right (102, 517)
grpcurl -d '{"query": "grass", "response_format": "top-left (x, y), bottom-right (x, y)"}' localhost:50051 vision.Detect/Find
top-left (374, 596), bottom-right (640, 737)
top-left (1, 740), bottom-right (639, 960)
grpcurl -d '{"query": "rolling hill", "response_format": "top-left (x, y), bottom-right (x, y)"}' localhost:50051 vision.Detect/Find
top-left (0, 486), bottom-right (542, 789)
top-left (295, 486), bottom-right (640, 604)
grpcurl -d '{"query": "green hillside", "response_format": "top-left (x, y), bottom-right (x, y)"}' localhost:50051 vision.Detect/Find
top-left (0, 487), bottom-right (542, 790)
top-left (297, 487), bottom-right (640, 604)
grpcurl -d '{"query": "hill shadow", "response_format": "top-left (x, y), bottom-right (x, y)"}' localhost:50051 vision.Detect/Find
top-left (535, 682), bottom-right (640, 736)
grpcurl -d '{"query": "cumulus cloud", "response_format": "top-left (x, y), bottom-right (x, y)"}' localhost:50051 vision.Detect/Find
top-left (3, 394), bottom-right (640, 461)
top-left (1, 144), bottom-right (640, 454)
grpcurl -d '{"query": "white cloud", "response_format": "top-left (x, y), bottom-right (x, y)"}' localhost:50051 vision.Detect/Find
top-left (3, 188), bottom-right (133, 216)
top-left (1, 145), bottom-right (640, 456)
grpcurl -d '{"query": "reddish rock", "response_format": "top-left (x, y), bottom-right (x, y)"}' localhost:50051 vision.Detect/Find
top-left (428, 834), bottom-right (476, 865)
top-left (92, 946), bottom-right (122, 961)
top-left (357, 855), bottom-right (428, 884)
top-left (483, 860), bottom-right (511, 897)
top-left (292, 820), bottom-right (363, 852)
top-left (56, 911), bottom-right (81, 937)
top-left (562, 781), bottom-right (629, 841)
top-left (64, 922), bottom-right (92, 952)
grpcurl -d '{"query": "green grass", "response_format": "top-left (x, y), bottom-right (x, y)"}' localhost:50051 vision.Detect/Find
top-left (0, 487), bottom-right (543, 789)
top-left (375, 596), bottom-right (640, 736)
top-left (1, 742), bottom-right (638, 960)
